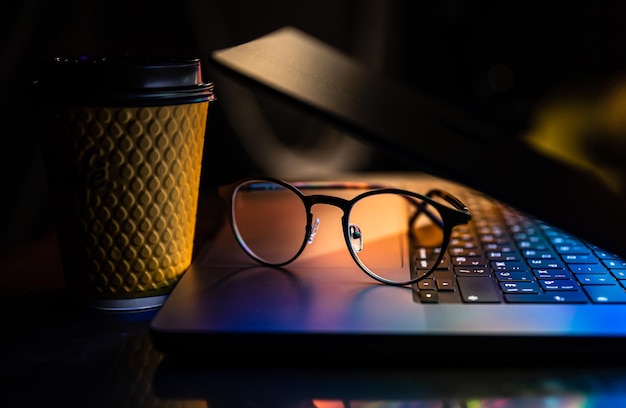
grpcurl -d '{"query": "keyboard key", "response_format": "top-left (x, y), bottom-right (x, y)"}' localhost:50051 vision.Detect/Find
top-left (436, 278), bottom-right (455, 291)
top-left (491, 260), bottom-right (528, 271)
top-left (603, 259), bottom-right (626, 269)
top-left (451, 256), bottom-right (487, 267)
top-left (526, 258), bottom-right (565, 269)
top-left (562, 254), bottom-right (596, 263)
top-left (500, 281), bottom-right (540, 293)
top-left (584, 285), bottom-right (626, 303)
top-left (539, 279), bottom-right (579, 291)
top-left (454, 266), bottom-right (490, 275)
top-left (495, 271), bottom-right (535, 281)
top-left (569, 264), bottom-right (609, 274)
top-left (418, 290), bottom-right (439, 303)
top-left (483, 243), bottom-right (515, 252)
top-left (556, 245), bottom-right (592, 255)
top-left (611, 270), bottom-right (626, 280)
top-left (576, 274), bottom-right (617, 285)
top-left (449, 247), bottom-right (481, 257)
top-left (505, 292), bottom-right (588, 303)
top-left (457, 276), bottom-right (501, 303)
top-left (479, 234), bottom-right (509, 244)
top-left (550, 236), bottom-right (585, 247)
top-left (523, 249), bottom-right (556, 259)
top-left (517, 240), bottom-right (549, 251)
top-left (487, 251), bottom-right (522, 261)
top-left (533, 269), bottom-right (572, 280)
top-left (417, 279), bottom-right (435, 290)
top-left (594, 249), bottom-right (622, 259)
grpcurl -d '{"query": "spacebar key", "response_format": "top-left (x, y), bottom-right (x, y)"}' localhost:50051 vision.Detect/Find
top-left (457, 277), bottom-right (502, 303)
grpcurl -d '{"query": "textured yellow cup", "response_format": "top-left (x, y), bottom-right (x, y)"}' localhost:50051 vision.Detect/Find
top-left (35, 56), bottom-right (215, 310)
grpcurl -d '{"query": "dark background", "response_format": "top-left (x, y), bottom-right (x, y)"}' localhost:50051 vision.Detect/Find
top-left (2, 0), bottom-right (626, 254)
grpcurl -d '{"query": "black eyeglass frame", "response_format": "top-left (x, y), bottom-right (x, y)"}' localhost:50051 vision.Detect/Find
top-left (219, 176), bottom-right (472, 286)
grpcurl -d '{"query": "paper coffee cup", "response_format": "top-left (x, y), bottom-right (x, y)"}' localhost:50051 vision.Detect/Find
top-left (34, 56), bottom-right (215, 310)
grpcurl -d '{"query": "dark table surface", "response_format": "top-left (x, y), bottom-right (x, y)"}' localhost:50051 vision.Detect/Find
top-left (4, 195), bottom-right (626, 408)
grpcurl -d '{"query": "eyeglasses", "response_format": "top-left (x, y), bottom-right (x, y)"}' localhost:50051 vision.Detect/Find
top-left (218, 177), bottom-right (472, 286)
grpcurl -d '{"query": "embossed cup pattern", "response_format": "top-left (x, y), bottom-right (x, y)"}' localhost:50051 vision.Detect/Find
top-left (44, 102), bottom-right (208, 306)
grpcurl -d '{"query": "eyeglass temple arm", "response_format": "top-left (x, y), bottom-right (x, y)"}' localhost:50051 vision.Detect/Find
top-left (407, 189), bottom-right (471, 228)
top-left (426, 189), bottom-right (471, 214)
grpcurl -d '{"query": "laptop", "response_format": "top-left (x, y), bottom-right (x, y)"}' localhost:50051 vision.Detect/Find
top-left (150, 27), bottom-right (626, 359)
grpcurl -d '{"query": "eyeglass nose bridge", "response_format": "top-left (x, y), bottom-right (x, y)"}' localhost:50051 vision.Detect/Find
top-left (306, 194), bottom-right (352, 209)
top-left (304, 193), bottom-right (355, 245)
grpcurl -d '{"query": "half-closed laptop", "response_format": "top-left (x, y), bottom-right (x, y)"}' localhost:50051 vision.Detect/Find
top-left (151, 27), bottom-right (626, 360)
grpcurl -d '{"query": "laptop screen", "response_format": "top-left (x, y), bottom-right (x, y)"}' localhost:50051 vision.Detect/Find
top-left (206, 26), bottom-right (626, 260)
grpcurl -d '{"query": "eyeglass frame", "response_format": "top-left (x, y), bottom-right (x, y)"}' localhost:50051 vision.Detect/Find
top-left (218, 176), bottom-right (472, 286)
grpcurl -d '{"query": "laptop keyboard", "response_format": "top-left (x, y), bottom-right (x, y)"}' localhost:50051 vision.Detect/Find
top-left (413, 190), bottom-right (626, 304)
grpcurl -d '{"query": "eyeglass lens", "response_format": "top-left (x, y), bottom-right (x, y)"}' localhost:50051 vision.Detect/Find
top-left (348, 192), bottom-right (445, 283)
top-left (232, 180), bottom-right (308, 265)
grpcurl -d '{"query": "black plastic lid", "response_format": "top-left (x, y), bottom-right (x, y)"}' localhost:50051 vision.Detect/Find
top-left (34, 55), bottom-right (215, 106)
